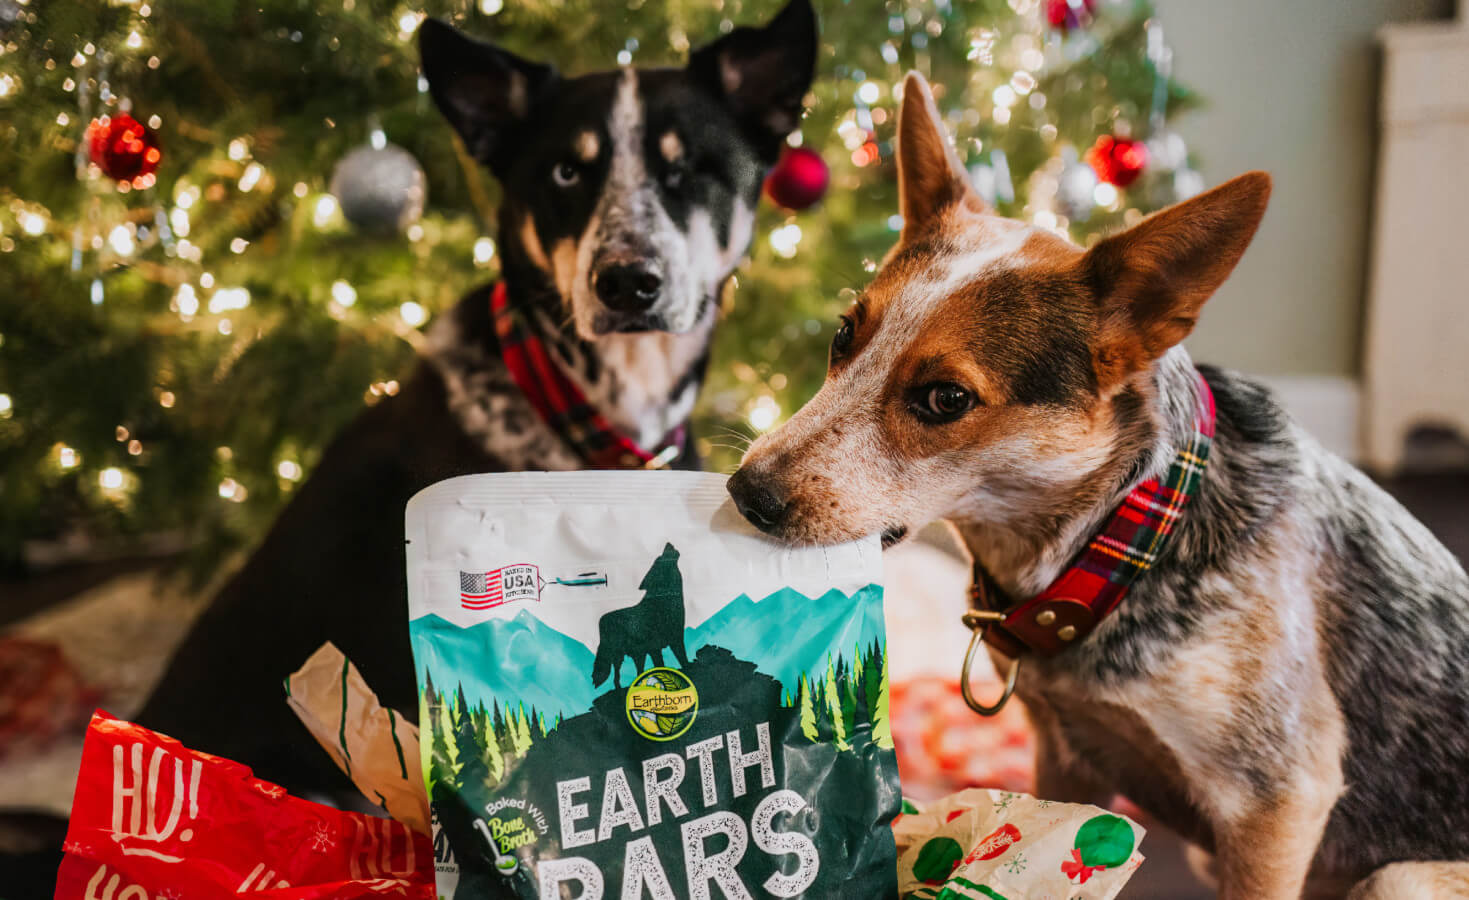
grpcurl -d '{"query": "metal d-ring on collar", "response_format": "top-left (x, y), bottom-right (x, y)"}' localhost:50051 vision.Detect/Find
top-left (960, 566), bottom-right (1021, 716)
top-left (960, 608), bottom-right (1020, 716)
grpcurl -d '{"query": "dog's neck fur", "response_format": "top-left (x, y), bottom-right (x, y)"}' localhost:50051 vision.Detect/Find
top-left (950, 348), bottom-right (1204, 600)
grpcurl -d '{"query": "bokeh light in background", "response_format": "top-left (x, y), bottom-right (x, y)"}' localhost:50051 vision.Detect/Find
top-left (0, 0), bottom-right (1199, 567)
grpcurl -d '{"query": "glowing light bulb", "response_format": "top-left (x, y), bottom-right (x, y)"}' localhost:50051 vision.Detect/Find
top-left (313, 195), bottom-right (338, 228)
top-left (397, 11), bottom-right (423, 38)
top-left (768, 223), bottom-right (802, 259)
top-left (208, 287), bottom-right (250, 313)
top-left (108, 225), bottom-right (135, 256)
top-left (238, 162), bottom-right (263, 192)
top-left (218, 477), bottom-right (246, 501)
top-left (99, 467), bottom-right (124, 489)
top-left (175, 283), bottom-right (199, 316)
top-left (330, 280), bottom-right (357, 307)
top-left (747, 396), bottom-right (781, 432)
top-left (473, 237), bottom-right (496, 266)
top-left (399, 301), bottom-right (427, 327)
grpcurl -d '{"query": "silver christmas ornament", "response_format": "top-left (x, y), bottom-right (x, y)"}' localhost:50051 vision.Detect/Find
top-left (329, 143), bottom-right (426, 233)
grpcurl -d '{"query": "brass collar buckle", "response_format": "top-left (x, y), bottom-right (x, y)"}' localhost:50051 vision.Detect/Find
top-left (959, 608), bottom-right (1020, 717)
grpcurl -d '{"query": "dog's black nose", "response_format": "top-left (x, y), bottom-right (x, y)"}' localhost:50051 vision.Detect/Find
top-left (727, 468), bottom-right (788, 533)
top-left (594, 263), bottom-right (663, 312)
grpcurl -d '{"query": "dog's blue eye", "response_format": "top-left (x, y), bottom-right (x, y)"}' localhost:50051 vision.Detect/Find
top-left (553, 162), bottom-right (580, 187)
top-left (915, 383), bottom-right (975, 423)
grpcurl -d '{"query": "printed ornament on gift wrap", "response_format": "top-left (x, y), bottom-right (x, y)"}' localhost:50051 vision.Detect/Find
top-left (895, 789), bottom-right (1145, 900)
top-left (1062, 814), bottom-right (1136, 885)
top-left (329, 141), bottom-right (427, 233)
top-left (87, 113), bottom-right (162, 188)
top-left (913, 836), bottom-right (965, 886)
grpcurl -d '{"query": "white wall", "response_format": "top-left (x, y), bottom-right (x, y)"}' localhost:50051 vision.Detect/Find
top-left (1156, 0), bottom-right (1453, 377)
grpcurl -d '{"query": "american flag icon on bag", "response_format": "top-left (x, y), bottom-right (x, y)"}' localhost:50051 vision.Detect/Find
top-left (459, 564), bottom-right (542, 610)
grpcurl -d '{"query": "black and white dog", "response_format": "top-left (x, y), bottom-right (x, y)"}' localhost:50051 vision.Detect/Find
top-left (133, 0), bottom-right (817, 797)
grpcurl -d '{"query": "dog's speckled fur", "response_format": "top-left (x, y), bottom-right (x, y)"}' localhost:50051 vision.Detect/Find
top-left (731, 73), bottom-right (1469, 898)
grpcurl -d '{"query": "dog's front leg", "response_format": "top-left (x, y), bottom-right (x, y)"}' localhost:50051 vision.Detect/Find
top-left (1212, 767), bottom-right (1341, 900)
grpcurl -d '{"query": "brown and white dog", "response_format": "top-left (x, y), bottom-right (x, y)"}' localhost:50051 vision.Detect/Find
top-left (729, 73), bottom-right (1469, 899)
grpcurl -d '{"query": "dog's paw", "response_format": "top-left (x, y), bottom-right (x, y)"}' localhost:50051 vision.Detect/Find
top-left (1348, 862), bottom-right (1469, 900)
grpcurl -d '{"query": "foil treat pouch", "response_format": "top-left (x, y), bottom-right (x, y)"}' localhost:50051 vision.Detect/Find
top-left (404, 472), bottom-right (900, 899)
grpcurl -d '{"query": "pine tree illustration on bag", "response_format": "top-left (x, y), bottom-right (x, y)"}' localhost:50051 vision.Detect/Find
top-left (405, 472), bottom-right (901, 899)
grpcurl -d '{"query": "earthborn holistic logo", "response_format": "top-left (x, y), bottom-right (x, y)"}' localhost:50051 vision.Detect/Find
top-left (624, 667), bottom-right (698, 741)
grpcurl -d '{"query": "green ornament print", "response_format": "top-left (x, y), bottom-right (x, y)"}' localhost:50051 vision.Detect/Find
top-left (913, 836), bottom-right (965, 885)
top-left (1074, 814), bottom-right (1135, 869)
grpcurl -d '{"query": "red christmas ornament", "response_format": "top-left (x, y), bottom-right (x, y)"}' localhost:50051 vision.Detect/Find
top-left (87, 114), bottom-right (162, 188)
top-left (1047, 0), bottom-right (1097, 31)
top-left (1086, 135), bottom-right (1148, 188)
top-left (763, 146), bottom-right (829, 211)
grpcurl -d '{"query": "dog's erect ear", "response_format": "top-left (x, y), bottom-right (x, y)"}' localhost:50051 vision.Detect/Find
top-left (419, 19), bottom-right (557, 167)
top-left (687, 0), bottom-right (817, 162)
top-left (1085, 171), bottom-right (1272, 384)
top-left (896, 72), bottom-right (978, 236)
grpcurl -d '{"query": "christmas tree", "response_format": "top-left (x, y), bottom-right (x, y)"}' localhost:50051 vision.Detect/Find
top-left (0, 0), bottom-right (1197, 570)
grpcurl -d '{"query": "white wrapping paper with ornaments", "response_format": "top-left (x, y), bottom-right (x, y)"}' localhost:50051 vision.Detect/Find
top-left (894, 788), bottom-right (1146, 900)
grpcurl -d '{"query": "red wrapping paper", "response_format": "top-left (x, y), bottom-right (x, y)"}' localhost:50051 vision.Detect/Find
top-left (55, 711), bottom-right (433, 899)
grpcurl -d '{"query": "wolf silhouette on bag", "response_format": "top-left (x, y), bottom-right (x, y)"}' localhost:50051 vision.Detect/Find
top-left (591, 543), bottom-right (690, 689)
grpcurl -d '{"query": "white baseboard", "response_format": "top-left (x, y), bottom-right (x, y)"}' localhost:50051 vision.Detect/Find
top-left (1255, 374), bottom-right (1362, 463)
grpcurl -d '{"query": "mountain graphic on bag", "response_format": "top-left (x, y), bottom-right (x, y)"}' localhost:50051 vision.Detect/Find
top-left (405, 472), bottom-right (901, 899)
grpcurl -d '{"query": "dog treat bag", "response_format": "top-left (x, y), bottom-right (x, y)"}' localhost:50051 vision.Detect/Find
top-left (405, 471), bottom-right (900, 899)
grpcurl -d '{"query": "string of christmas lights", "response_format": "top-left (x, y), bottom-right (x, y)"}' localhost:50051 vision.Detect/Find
top-left (0, 0), bottom-right (1199, 568)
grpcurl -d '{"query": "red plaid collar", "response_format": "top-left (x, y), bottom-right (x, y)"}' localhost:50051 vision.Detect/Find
top-left (969, 372), bottom-right (1216, 660)
top-left (491, 282), bottom-right (685, 469)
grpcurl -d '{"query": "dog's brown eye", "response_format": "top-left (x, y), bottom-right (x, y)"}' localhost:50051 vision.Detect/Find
top-left (914, 382), bottom-right (975, 423)
top-left (831, 318), bottom-right (855, 359)
top-left (553, 162), bottom-right (580, 187)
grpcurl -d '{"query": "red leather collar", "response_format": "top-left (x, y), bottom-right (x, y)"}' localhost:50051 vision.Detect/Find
top-left (968, 372), bottom-right (1216, 660)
